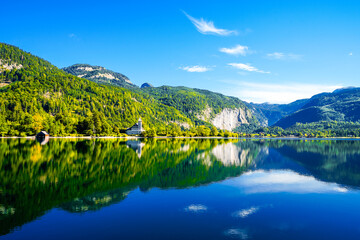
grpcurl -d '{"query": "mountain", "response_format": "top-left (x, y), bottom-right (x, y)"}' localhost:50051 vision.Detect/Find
top-left (140, 86), bottom-right (258, 131)
top-left (248, 99), bottom-right (309, 126)
top-left (275, 88), bottom-right (360, 128)
top-left (62, 64), bottom-right (137, 89)
top-left (63, 64), bottom-right (258, 131)
top-left (0, 43), bottom-right (192, 136)
top-left (0, 43), bottom-right (257, 136)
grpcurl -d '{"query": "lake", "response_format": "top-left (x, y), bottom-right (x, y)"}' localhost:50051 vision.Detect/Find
top-left (1, 138), bottom-right (360, 239)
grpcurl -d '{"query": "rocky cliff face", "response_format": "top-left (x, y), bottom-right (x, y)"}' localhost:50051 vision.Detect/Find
top-left (211, 108), bottom-right (251, 131)
top-left (0, 59), bottom-right (23, 71)
top-left (63, 64), bottom-right (137, 89)
top-left (196, 107), bottom-right (252, 131)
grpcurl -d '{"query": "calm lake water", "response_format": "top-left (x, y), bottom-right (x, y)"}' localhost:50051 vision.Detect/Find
top-left (1, 138), bottom-right (360, 239)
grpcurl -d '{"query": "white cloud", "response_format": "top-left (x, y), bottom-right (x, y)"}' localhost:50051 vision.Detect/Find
top-left (184, 204), bottom-right (208, 213)
top-left (183, 11), bottom-right (237, 36)
top-left (180, 65), bottom-right (212, 72)
top-left (228, 63), bottom-right (270, 74)
top-left (221, 81), bottom-right (343, 103)
top-left (224, 170), bottom-right (349, 194)
top-left (232, 207), bottom-right (260, 218)
top-left (266, 52), bottom-right (302, 60)
top-left (220, 45), bottom-right (249, 56)
top-left (349, 52), bottom-right (353, 56)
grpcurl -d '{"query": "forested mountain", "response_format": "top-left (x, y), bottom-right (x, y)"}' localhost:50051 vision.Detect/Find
top-left (62, 64), bottom-right (137, 89)
top-left (140, 86), bottom-right (258, 130)
top-left (63, 64), bottom-right (258, 131)
top-left (275, 87), bottom-right (360, 128)
top-left (248, 99), bottom-right (309, 126)
top-left (0, 43), bottom-right (192, 136)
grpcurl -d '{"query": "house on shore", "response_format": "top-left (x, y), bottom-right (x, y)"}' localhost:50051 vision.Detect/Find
top-left (36, 131), bottom-right (49, 138)
top-left (126, 118), bottom-right (145, 135)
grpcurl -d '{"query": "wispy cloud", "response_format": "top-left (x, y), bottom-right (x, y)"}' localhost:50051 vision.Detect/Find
top-left (183, 11), bottom-right (237, 36)
top-left (220, 45), bottom-right (250, 56)
top-left (180, 65), bottom-right (212, 72)
top-left (220, 81), bottom-right (342, 103)
top-left (228, 63), bottom-right (270, 74)
top-left (349, 52), bottom-right (353, 56)
top-left (184, 204), bottom-right (208, 213)
top-left (266, 52), bottom-right (302, 60)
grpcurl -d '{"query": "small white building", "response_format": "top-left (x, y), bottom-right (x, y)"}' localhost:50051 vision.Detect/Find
top-left (126, 118), bottom-right (145, 135)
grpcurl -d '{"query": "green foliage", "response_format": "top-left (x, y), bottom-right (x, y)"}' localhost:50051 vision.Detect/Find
top-left (140, 86), bottom-right (258, 126)
top-left (142, 127), bottom-right (157, 137)
top-left (0, 43), bottom-right (193, 136)
top-left (240, 121), bottom-right (360, 138)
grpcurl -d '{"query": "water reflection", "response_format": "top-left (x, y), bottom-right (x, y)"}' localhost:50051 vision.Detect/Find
top-left (225, 170), bottom-right (348, 194)
top-left (126, 140), bottom-right (145, 158)
top-left (0, 138), bottom-right (253, 235)
top-left (1, 138), bottom-right (360, 237)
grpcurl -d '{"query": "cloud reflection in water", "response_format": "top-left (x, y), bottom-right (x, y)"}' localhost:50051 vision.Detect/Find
top-left (224, 170), bottom-right (348, 194)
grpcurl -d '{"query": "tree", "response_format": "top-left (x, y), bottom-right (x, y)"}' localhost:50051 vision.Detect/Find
top-left (211, 126), bottom-right (218, 136)
top-left (143, 128), bottom-right (157, 137)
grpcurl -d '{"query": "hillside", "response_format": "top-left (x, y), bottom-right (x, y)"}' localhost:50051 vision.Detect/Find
top-left (0, 43), bottom-right (192, 136)
top-left (275, 88), bottom-right (360, 128)
top-left (140, 86), bottom-right (258, 131)
top-left (63, 63), bottom-right (259, 131)
top-left (62, 64), bottom-right (137, 89)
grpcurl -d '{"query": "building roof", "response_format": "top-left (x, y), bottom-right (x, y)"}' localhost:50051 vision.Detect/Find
top-left (126, 118), bottom-right (143, 130)
top-left (37, 131), bottom-right (49, 136)
top-left (126, 123), bottom-right (139, 130)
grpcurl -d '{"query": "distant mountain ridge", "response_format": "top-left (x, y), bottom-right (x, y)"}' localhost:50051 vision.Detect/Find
top-left (63, 64), bottom-right (137, 89)
top-left (274, 87), bottom-right (360, 128)
top-left (248, 99), bottom-right (309, 126)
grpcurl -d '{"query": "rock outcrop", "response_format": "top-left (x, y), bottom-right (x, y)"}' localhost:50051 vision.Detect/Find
top-left (211, 108), bottom-right (250, 131)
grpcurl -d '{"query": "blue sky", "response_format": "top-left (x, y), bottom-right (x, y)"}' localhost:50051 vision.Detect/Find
top-left (1, 0), bottom-right (359, 103)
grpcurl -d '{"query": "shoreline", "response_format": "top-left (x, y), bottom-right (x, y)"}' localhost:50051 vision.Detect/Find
top-left (1, 136), bottom-right (360, 140)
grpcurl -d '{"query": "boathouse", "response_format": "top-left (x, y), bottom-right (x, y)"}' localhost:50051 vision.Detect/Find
top-left (36, 131), bottom-right (49, 138)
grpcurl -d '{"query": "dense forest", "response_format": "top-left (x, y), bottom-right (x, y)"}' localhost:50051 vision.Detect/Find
top-left (0, 43), bottom-right (196, 136)
top-left (0, 43), bottom-right (252, 137)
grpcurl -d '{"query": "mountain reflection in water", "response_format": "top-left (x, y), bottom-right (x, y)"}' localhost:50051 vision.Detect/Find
top-left (1, 138), bottom-right (360, 238)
